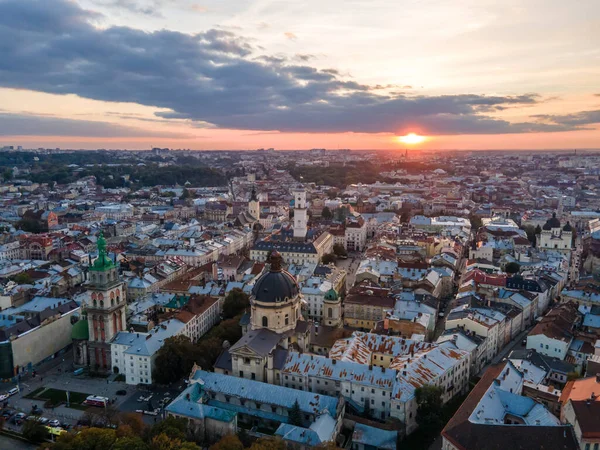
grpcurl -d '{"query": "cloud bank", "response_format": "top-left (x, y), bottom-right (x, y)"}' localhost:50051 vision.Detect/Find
top-left (0, 0), bottom-right (598, 136)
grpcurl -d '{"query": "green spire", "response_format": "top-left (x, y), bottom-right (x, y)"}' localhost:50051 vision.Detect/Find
top-left (90, 231), bottom-right (116, 271)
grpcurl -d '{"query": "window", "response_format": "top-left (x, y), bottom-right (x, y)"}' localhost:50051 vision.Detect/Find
top-left (251, 373), bottom-right (256, 380)
top-left (239, 371), bottom-right (244, 378)
top-left (244, 357), bottom-right (250, 364)
top-left (262, 316), bottom-right (268, 327)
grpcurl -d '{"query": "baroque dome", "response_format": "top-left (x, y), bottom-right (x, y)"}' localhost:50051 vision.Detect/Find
top-left (251, 251), bottom-right (299, 303)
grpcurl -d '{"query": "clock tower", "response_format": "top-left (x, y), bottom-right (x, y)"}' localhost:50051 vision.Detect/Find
top-left (86, 232), bottom-right (126, 372)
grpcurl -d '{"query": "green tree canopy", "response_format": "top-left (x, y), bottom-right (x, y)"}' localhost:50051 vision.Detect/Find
top-left (332, 244), bottom-right (347, 257)
top-left (22, 419), bottom-right (49, 443)
top-left (223, 289), bottom-right (250, 319)
top-left (505, 262), bottom-right (521, 274)
top-left (321, 206), bottom-right (333, 220)
top-left (321, 253), bottom-right (337, 265)
top-left (210, 434), bottom-right (244, 450)
top-left (415, 384), bottom-right (444, 434)
top-left (288, 399), bottom-right (303, 426)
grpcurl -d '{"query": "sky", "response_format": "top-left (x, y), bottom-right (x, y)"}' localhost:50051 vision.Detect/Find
top-left (0, 0), bottom-right (599, 150)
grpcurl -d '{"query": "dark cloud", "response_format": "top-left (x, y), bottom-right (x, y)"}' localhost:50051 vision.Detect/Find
top-left (0, 113), bottom-right (191, 138)
top-left (295, 54), bottom-right (316, 62)
top-left (532, 110), bottom-right (600, 127)
top-left (98, 0), bottom-right (166, 17)
top-left (0, 0), bottom-right (594, 136)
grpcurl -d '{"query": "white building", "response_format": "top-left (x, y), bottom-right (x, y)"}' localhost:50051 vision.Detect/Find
top-left (111, 319), bottom-right (186, 385)
top-left (345, 217), bottom-right (367, 252)
top-left (0, 242), bottom-right (20, 261)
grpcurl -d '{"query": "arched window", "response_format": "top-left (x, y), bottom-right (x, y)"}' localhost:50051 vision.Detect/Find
top-left (285, 314), bottom-right (289, 326)
top-left (100, 300), bottom-right (104, 308)
top-left (328, 308), bottom-right (333, 318)
top-left (93, 299), bottom-right (97, 307)
top-left (262, 316), bottom-right (268, 327)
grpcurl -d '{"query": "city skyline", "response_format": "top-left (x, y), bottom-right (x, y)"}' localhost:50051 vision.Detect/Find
top-left (1, 0), bottom-right (599, 150)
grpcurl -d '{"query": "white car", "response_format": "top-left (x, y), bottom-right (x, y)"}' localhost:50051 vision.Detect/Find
top-left (0, 394), bottom-right (9, 401)
top-left (7, 387), bottom-right (19, 396)
top-left (48, 419), bottom-right (61, 427)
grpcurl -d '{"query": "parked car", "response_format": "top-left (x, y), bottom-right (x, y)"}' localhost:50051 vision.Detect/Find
top-left (31, 405), bottom-right (43, 415)
top-left (1, 409), bottom-right (15, 419)
top-left (13, 413), bottom-right (27, 425)
top-left (39, 417), bottom-right (50, 425)
top-left (48, 419), bottom-right (61, 427)
top-left (116, 390), bottom-right (127, 396)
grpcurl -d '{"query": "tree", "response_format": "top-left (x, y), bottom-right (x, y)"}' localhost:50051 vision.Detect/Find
top-left (113, 436), bottom-right (149, 450)
top-left (210, 434), bottom-right (244, 450)
top-left (147, 416), bottom-right (188, 442)
top-left (149, 433), bottom-right (200, 450)
top-left (12, 272), bottom-right (32, 285)
top-left (523, 225), bottom-right (537, 246)
top-left (415, 385), bottom-right (443, 434)
top-left (567, 371), bottom-right (580, 381)
top-left (288, 399), bottom-right (303, 426)
top-left (22, 419), bottom-right (49, 443)
top-left (332, 244), bottom-right (347, 258)
top-left (222, 289), bottom-right (250, 319)
top-left (505, 262), bottom-right (521, 274)
top-left (248, 437), bottom-right (286, 450)
top-left (152, 335), bottom-right (204, 384)
top-left (2, 168), bottom-right (12, 181)
top-left (468, 214), bottom-right (482, 231)
top-left (321, 253), bottom-right (337, 264)
top-left (120, 412), bottom-right (146, 436)
top-left (180, 188), bottom-right (192, 200)
top-left (321, 207), bottom-right (333, 220)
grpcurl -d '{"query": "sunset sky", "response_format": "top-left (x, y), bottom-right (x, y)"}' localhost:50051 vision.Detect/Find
top-left (1, 0), bottom-right (599, 150)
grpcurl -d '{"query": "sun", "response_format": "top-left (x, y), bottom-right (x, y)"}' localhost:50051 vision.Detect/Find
top-left (397, 133), bottom-right (426, 145)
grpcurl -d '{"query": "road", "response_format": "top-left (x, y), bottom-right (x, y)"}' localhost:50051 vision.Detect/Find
top-left (0, 434), bottom-right (36, 450)
top-left (335, 253), bottom-right (362, 290)
top-left (477, 325), bottom-right (534, 378)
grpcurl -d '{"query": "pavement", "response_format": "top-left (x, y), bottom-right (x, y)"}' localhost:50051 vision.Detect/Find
top-left (334, 253), bottom-right (363, 290)
top-left (1, 349), bottom-right (140, 429)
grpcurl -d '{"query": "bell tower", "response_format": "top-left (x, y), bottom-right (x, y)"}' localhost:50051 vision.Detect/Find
top-left (293, 188), bottom-right (308, 239)
top-left (248, 185), bottom-right (260, 221)
top-left (86, 232), bottom-right (126, 372)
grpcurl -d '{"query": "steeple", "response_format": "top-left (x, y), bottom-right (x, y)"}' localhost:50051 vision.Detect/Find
top-left (248, 185), bottom-right (260, 221)
top-left (90, 231), bottom-right (115, 271)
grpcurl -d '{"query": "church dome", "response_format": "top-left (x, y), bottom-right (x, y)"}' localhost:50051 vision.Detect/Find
top-left (251, 251), bottom-right (299, 303)
top-left (563, 221), bottom-right (573, 232)
top-left (542, 213), bottom-right (561, 230)
top-left (324, 288), bottom-right (339, 302)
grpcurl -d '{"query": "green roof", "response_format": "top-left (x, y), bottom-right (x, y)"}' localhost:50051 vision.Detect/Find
top-left (71, 319), bottom-right (89, 340)
top-left (90, 231), bottom-right (116, 272)
top-left (324, 288), bottom-right (339, 301)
